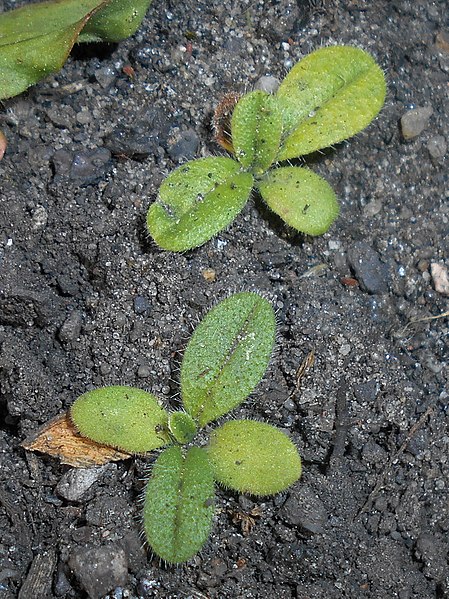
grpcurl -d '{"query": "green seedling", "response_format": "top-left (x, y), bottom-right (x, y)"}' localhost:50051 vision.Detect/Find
top-left (147, 45), bottom-right (386, 251)
top-left (70, 292), bottom-right (302, 563)
top-left (0, 0), bottom-right (152, 100)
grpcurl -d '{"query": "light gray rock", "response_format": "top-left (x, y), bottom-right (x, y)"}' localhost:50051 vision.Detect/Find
top-left (400, 106), bottom-right (433, 140)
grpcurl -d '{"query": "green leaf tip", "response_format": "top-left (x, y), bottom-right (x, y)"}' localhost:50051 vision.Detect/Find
top-left (146, 157), bottom-right (253, 252)
top-left (168, 411), bottom-right (197, 444)
top-left (276, 45), bottom-right (386, 160)
top-left (0, 0), bottom-right (152, 100)
top-left (258, 166), bottom-right (339, 236)
top-left (208, 420), bottom-right (302, 496)
top-left (231, 90), bottom-right (283, 173)
top-left (181, 292), bottom-right (276, 428)
top-left (143, 446), bottom-right (215, 563)
top-left (70, 386), bottom-right (169, 454)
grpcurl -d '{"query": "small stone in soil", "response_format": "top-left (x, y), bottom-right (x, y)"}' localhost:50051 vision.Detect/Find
top-left (427, 135), bottom-right (447, 159)
top-left (254, 75), bottom-right (280, 94)
top-left (347, 241), bottom-right (390, 294)
top-left (58, 310), bottom-right (83, 343)
top-left (167, 129), bottom-right (200, 162)
top-left (56, 465), bottom-right (108, 501)
top-left (400, 106), bottom-right (433, 140)
top-left (280, 486), bottom-right (327, 533)
top-left (68, 545), bottom-right (128, 599)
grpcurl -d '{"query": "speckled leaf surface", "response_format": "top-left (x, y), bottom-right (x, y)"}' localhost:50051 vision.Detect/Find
top-left (181, 292), bottom-right (276, 427)
top-left (70, 386), bottom-right (169, 453)
top-left (208, 420), bottom-right (302, 496)
top-left (257, 166), bottom-right (339, 236)
top-left (143, 446), bottom-right (215, 563)
top-left (231, 90), bottom-right (283, 173)
top-left (276, 46), bottom-right (386, 159)
top-left (147, 157), bottom-right (253, 251)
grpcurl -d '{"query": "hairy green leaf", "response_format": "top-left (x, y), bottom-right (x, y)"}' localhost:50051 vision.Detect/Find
top-left (276, 46), bottom-right (386, 160)
top-left (208, 420), bottom-right (302, 495)
top-left (143, 446), bottom-right (215, 563)
top-left (231, 90), bottom-right (283, 173)
top-left (168, 411), bottom-right (197, 445)
top-left (147, 157), bottom-right (253, 251)
top-left (0, 0), bottom-right (151, 99)
top-left (79, 0), bottom-right (152, 43)
top-left (257, 166), bottom-right (339, 236)
top-left (70, 386), bottom-right (169, 453)
top-left (181, 292), bottom-right (276, 427)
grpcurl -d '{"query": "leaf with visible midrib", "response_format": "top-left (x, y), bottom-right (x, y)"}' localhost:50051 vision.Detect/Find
top-left (147, 157), bottom-right (253, 251)
top-left (181, 292), bottom-right (276, 427)
top-left (276, 45), bottom-right (386, 160)
top-left (143, 446), bottom-right (215, 563)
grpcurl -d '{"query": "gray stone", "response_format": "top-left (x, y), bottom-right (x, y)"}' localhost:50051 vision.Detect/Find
top-left (68, 545), bottom-right (128, 599)
top-left (254, 76), bottom-right (280, 94)
top-left (58, 310), bottom-right (83, 343)
top-left (52, 148), bottom-right (112, 186)
top-left (104, 109), bottom-right (170, 159)
top-left (400, 106), bottom-right (433, 140)
top-left (133, 295), bottom-right (150, 315)
top-left (56, 465), bottom-right (108, 501)
top-left (280, 486), bottom-right (327, 533)
top-left (347, 241), bottom-right (390, 294)
top-left (427, 135), bottom-right (447, 159)
top-left (167, 129), bottom-right (200, 162)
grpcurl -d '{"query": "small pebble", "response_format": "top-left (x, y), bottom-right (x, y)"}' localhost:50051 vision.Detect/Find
top-left (400, 106), bottom-right (433, 140)
top-left (58, 310), bottom-right (83, 343)
top-left (202, 268), bottom-right (216, 282)
top-left (430, 262), bottom-right (449, 295)
top-left (254, 75), bottom-right (280, 94)
top-left (95, 66), bottom-right (117, 88)
top-left (167, 129), bottom-right (200, 162)
top-left (133, 296), bottom-right (150, 315)
top-left (427, 135), bottom-right (447, 159)
top-left (31, 205), bottom-right (48, 231)
top-left (56, 465), bottom-right (108, 501)
top-left (68, 545), bottom-right (128, 598)
top-left (347, 241), bottom-right (390, 294)
top-left (280, 486), bottom-right (327, 533)
top-left (137, 364), bottom-right (150, 378)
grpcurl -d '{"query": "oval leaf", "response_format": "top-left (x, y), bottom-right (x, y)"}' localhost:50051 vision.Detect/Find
top-left (208, 420), bottom-right (302, 496)
top-left (70, 386), bottom-right (169, 453)
top-left (258, 166), bottom-right (339, 236)
top-left (143, 446), bottom-right (215, 563)
top-left (276, 46), bottom-right (386, 160)
top-left (181, 292), bottom-right (276, 427)
top-left (231, 90), bottom-right (283, 173)
top-left (147, 157), bottom-right (253, 251)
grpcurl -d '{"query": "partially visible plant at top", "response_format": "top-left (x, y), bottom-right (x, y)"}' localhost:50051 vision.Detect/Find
top-left (0, 0), bottom-right (152, 101)
top-left (69, 292), bottom-right (302, 563)
top-left (147, 45), bottom-right (386, 251)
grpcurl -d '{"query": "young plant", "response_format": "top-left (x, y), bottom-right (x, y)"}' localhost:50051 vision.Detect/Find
top-left (147, 45), bottom-right (386, 251)
top-left (0, 0), bottom-right (152, 100)
top-left (70, 292), bottom-right (302, 563)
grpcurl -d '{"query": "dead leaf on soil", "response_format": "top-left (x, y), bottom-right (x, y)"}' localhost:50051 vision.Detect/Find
top-left (21, 411), bottom-right (131, 468)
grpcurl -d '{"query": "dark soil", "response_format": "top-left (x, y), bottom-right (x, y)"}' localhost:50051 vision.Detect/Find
top-left (1, 0), bottom-right (448, 598)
